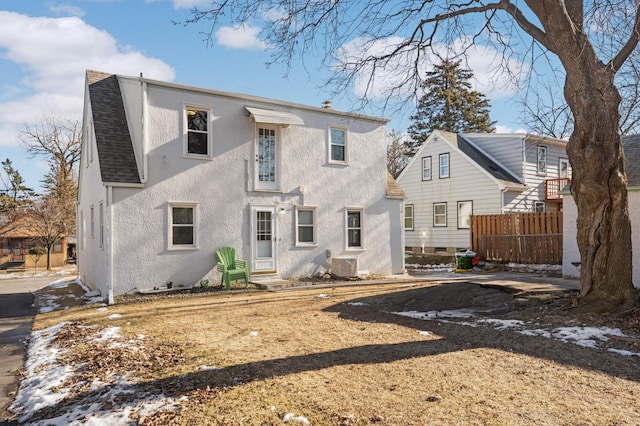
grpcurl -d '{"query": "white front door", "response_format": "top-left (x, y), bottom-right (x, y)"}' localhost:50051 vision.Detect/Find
top-left (251, 205), bottom-right (276, 272)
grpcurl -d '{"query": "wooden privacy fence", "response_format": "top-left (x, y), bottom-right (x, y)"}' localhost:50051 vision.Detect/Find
top-left (470, 212), bottom-right (563, 264)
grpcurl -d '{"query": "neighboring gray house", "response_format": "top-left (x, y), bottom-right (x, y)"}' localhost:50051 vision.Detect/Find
top-left (397, 130), bottom-right (569, 253)
top-left (77, 70), bottom-right (405, 302)
top-left (562, 135), bottom-right (640, 287)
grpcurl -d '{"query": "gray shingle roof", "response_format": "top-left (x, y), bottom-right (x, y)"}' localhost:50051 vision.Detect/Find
top-left (622, 135), bottom-right (640, 186)
top-left (87, 70), bottom-right (141, 184)
top-left (454, 135), bottom-right (523, 185)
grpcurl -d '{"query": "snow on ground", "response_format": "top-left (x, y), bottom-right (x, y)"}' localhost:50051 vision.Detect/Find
top-left (0, 267), bottom-right (77, 281)
top-left (10, 321), bottom-right (181, 425)
top-left (393, 310), bottom-right (640, 356)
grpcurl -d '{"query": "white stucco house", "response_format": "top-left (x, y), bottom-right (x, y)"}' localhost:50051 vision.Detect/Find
top-left (397, 130), bottom-right (569, 253)
top-left (562, 135), bottom-right (640, 287)
top-left (77, 70), bottom-right (405, 302)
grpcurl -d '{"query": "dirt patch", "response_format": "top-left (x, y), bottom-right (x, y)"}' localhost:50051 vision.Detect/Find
top-left (12, 281), bottom-right (640, 425)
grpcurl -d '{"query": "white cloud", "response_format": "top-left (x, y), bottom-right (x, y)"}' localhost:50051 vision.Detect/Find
top-left (337, 35), bottom-right (528, 103)
top-left (171, 0), bottom-right (211, 9)
top-left (495, 124), bottom-right (528, 134)
top-left (46, 2), bottom-right (86, 17)
top-left (0, 11), bottom-right (175, 148)
top-left (215, 24), bottom-right (268, 50)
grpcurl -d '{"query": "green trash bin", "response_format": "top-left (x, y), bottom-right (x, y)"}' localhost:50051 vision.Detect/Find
top-left (455, 250), bottom-right (476, 270)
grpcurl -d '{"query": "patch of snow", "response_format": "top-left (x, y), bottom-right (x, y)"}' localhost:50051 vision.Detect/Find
top-left (250, 331), bottom-right (259, 337)
top-left (316, 294), bottom-right (330, 298)
top-left (195, 365), bottom-right (219, 371)
top-left (283, 412), bottom-right (310, 424)
top-left (418, 330), bottom-right (433, 336)
top-left (347, 302), bottom-right (368, 306)
top-left (107, 313), bottom-right (123, 319)
top-left (94, 326), bottom-right (122, 342)
top-left (608, 348), bottom-right (640, 357)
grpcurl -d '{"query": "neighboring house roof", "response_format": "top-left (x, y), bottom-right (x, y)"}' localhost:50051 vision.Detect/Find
top-left (454, 135), bottom-right (523, 186)
top-left (622, 135), bottom-right (640, 186)
top-left (386, 172), bottom-right (406, 199)
top-left (86, 70), bottom-right (141, 184)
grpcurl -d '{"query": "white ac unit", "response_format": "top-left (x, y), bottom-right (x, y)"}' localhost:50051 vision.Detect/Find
top-left (331, 257), bottom-right (358, 278)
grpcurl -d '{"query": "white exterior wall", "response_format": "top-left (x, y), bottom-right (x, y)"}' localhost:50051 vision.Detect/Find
top-left (77, 98), bottom-right (109, 296)
top-left (398, 133), bottom-right (502, 251)
top-left (87, 78), bottom-right (403, 295)
top-left (563, 191), bottom-right (640, 287)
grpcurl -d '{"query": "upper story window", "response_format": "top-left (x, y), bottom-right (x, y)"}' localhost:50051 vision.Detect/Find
top-left (434, 202), bottom-right (447, 227)
top-left (422, 157), bottom-right (432, 181)
top-left (404, 204), bottom-right (414, 230)
top-left (296, 206), bottom-right (317, 246)
top-left (346, 209), bottom-right (363, 249)
top-left (439, 153), bottom-right (450, 178)
top-left (559, 158), bottom-right (570, 179)
top-left (185, 106), bottom-right (212, 157)
top-left (534, 201), bottom-right (545, 212)
top-left (168, 202), bottom-right (198, 250)
top-left (537, 146), bottom-right (547, 175)
top-left (329, 127), bottom-right (348, 164)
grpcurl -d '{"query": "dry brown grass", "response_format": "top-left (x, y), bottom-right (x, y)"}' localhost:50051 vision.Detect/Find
top-left (30, 282), bottom-right (640, 425)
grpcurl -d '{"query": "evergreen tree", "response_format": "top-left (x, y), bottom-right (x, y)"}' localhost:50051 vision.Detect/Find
top-left (0, 158), bottom-right (36, 222)
top-left (406, 59), bottom-right (495, 156)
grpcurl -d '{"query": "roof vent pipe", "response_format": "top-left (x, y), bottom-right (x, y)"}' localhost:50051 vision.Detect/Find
top-left (322, 100), bottom-right (332, 109)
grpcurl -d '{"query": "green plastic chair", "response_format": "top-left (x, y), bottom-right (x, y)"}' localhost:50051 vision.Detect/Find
top-left (216, 247), bottom-right (249, 290)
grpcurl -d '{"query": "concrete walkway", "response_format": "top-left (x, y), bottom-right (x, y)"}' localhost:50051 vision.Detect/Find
top-left (0, 275), bottom-right (73, 424)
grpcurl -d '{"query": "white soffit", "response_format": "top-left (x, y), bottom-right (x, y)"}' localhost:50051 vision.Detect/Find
top-left (245, 106), bottom-right (305, 125)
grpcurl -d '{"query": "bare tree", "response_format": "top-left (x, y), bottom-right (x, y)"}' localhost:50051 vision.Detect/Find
top-left (20, 116), bottom-right (80, 235)
top-left (518, 77), bottom-right (574, 139)
top-left (186, 1), bottom-right (639, 314)
top-left (387, 129), bottom-right (409, 178)
top-left (24, 195), bottom-right (70, 270)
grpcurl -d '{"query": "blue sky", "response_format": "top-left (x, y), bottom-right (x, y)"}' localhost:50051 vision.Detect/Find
top-left (0, 0), bottom-right (529, 192)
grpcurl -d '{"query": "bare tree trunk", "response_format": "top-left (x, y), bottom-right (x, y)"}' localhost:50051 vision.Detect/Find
top-left (565, 63), bottom-right (636, 314)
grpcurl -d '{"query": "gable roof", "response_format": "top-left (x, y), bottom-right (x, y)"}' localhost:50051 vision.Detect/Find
top-left (454, 134), bottom-right (522, 185)
top-left (399, 130), bottom-right (525, 190)
top-left (386, 172), bottom-right (406, 199)
top-left (622, 135), bottom-right (640, 186)
top-left (86, 70), bottom-right (141, 184)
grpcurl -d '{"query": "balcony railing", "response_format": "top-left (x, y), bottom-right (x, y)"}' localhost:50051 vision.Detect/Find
top-left (545, 178), bottom-right (571, 202)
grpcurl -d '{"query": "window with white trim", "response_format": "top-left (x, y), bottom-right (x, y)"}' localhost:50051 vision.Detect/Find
top-left (457, 201), bottom-right (472, 229)
top-left (99, 203), bottom-right (104, 249)
top-left (296, 207), bottom-right (317, 245)
top-left (422, 157), bottom-right (432, 181)
top-left (329, 127), bottom-right (348, 163)
top-left (404, 204), bottom-right (414, 230)
top-left (185, 106), bottom-right (212, 157)
top-left (168, 202), bottom-right (198, 250)
top-left (433, 202), bottom-right (447, 227)
top-left (537, 146), bottom-right (547, 175)
top-left (439, 153), bottom-right (450, 178)
top-left (90, 205), bottom-right (94, 238)
top-left (534, 201), bottom-right (545, 212)
top-left (346, 209), bottom-right (363, 249)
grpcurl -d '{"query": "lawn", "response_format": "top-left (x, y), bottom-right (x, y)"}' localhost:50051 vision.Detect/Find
top-left (11, 280), bottom-right (640, 425)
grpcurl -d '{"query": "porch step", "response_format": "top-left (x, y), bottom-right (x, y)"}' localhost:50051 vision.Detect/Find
top-left (1, 261), bottom-right (26, 273)
top-left (250, 275), bottom-right (297, 291)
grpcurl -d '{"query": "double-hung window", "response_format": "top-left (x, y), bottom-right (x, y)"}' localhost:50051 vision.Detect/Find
top-left (457, 201), bottom-right (472, 229)
top-left (296, 207), bottom-right (317, 245)
top-left (422, 157), bottom-right (432, 180)
top-left (168, 202), bottom-right (198, 250)
top-left (433, 202), bottom-right (447, 227)
top-left (346, 209), bottom-right (363, 249)
top-left (185, 106), bottom-right (212, 157)
top-left (329, 127), bottom-right (348, 163)
top-left (537, 146), bottom-right (547, 175)
top-left (404, 205), bottom-right (414, 230)
top-left (439, 153), bottom-right (450, 178)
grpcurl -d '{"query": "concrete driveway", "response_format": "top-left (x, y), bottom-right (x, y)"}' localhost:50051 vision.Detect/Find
top-left (0, 275), bottom-right (71, 423)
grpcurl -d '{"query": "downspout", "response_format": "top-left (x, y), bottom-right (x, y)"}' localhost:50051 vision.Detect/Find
top-left (107, 185), bottom-right (114, 304)
top-left (140, 76), bottom-right (149, 184)
top-left (521, 135), bottom-right (527, 186)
